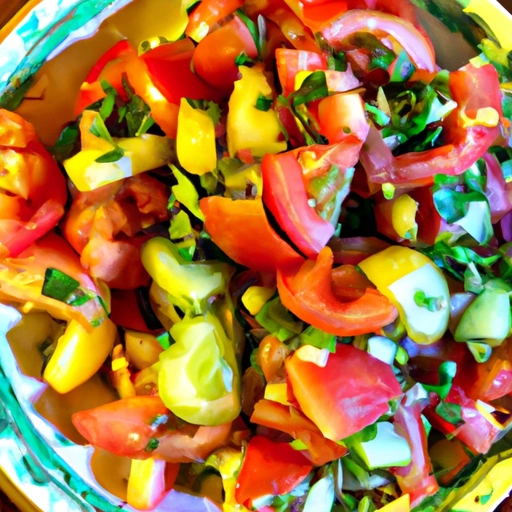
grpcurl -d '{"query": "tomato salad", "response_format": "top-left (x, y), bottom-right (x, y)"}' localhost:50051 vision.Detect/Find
top-left (1, 0), bottom-right (512, 510)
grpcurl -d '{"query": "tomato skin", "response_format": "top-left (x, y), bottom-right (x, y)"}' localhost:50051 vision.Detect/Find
top-left (317, 93), bottom-right (369, 144)
top-left (262, 151), bottom-right (334, 259)
top-left (186, 0), bottom-right (244, 41)
top-left (200, 196), bottom-right (303, 273)
top-left (141, 39), bottom-right (223, 103)
top-left (235, 435), bottom-right (313, 505)
top-left (409, 187), bottom-right (442, 246)
top-left (72, 396), bottom-right (169, 457)
top-left (63, 174), bottom-right (169, 290)
top-left (193, 16), bottom-right (258, 93)
top-left (361, 64), bottom-right (502, 186)
top-left (110, 289), bottom-right (160, 334)
top-left (251, 399), bottom-right (347, 465)
top-left (392, 397), bottom-right (439, 508)
top-left (286, 343), bottom-right (402, 441)
top-left (425, 387), bottom-right (501, 455)
top-left (483, 152), bottom-right (512, 223)
top-left (278, 246), bottom-right (397, 336)
top-left (0, 111), bottom-right (67, 257)
top-left (275, 48), bottom-right (327, 96)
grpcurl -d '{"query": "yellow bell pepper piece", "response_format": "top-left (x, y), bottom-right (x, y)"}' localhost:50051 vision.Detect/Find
top-left (64, 111), bottom-right (173, 192)
top-left (391, 194), bottom-right (418, 242)
top-left (206, 448), bottom-right (250, 512)
top-left (44, 318), bottom-right (117, 394)
top-left (264, 383), bottom-right (290, 405)
top-left (110, 344), bottom-right (136, 399)
top-left (379, 494), bottom-right (410, 512)
top-left (177, 98), bottom-right (217, 175)
top-left (125, 330), bottom-right (164, 370)
top-left (227, 65), bottom-right (287, 158)
top-left (127, 458), bottom-right (166, 511)
top-left (241, 285), bottom-right (276, 315)
top-left (359, 247), bottom-right (450, 344)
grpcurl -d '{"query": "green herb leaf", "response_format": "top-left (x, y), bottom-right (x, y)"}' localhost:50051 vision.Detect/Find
top-left (145, 438), bottom-right (160, 452)
top-left (382, 183), bottom-right (395, 200)
top-left (422, 361), bottom-right (457, 400)
top-left (390, 50), bottom-right (416, 82)
top-left (42, 268), bottom-right (80, 302)
top-left (235, 51), bottom-right (255, 66)
top-left (95, 147), bottom-right (125, 163)
top-left (365, 103), bottom-right (390, 126)
top-left (99, 80), bottom-right (118, 120)
top-left (435, 401), bottom-right (464, 425)
top-left (51, 123), bottom-right (79, 161)
top-left (156, 332), bottom-right (171, 350)
top-left (347, 32), bottom-right (396, 71)
top-left (327, 51), bottom-right (348, 72)
top-left (291, 71), bottom-right (329, 106)
top-left (89, 114), bottom-right (115, 145)
top-left (255, 93), bottom-right (273, 111)
top-left (237, 10), bottom-right (260, 54)
top-left (433, 188), bottom-right (473, 224)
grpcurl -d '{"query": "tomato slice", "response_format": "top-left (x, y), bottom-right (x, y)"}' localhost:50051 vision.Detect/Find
top-left (483, 152), bottom-right (512, 223)
top-left (192, 15), bottom-right (258, 93)
top-left (262, 151), bottom-right (335, 259)
top-left (286, 343), bottom-right (402, 441)
top-left (72, 396), bottom-right (169, 457)
top-left (278, 246), bottom-right (397, 336)
top-left (392, 396), bottom-right (439, 508)
top-left (251, 399), bottom-right (347, 465)
top-left (235, 435), bottom-right (313, 505)
top-left (186, 0), bottom-right (244, 41)
top-left (361, 64), bottom-right (502, 186)
top-left (141, 38), bottom-right (224, 103)
top-left (200, 196), bottom-right (303, 272)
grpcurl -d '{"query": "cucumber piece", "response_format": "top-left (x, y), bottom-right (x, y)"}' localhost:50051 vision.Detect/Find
top-left (454, 285), bottom-right (511, 347)
top-left (352, 422), bottom-right (411, 470)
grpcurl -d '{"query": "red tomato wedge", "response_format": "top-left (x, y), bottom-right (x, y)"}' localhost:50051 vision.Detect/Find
top-left (193, 15), bottom-right (258, 93)
top-left (141, 38), bottom-right (224, 103)
top-left (251, 399), bottom-right (347, 465)
top-left (277, 246), bottom-right (398, 336)
top-left (262, 151), bottom-right (335, 259)
top-left (286, 343), bottom-right (402, 441)
top-left (72, 396), bottom-right (169, 457)
top-left (186, 0), bottom-right (244, 41)
top-left (321, 9), bottom-right (436, 72)
top-left (392, 396), bottom-right (439, 508)
top-left (360, 63), bottom-right (503, 186)
top-left (235, 435), bottom-right (313, 505)
top-left (200, 196), bottom-right (303, 272)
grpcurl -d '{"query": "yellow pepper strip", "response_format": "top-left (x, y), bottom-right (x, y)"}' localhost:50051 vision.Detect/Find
top-left (391, 194), bottom-right (418, 242)
top-left (64, 111), bottom-right (173, 192)
top-left (110, 344), bottom-right (136, 399)
top-left (206, 448), bottom-right (250, 512)
top-left (227, 65), bottom-right (287, 158)
top-left (127, 458), bottom-right (167, 511)
top-left (241, 285), bottom-right (276, 315)
top-left (125, 330), bottom-right (164, 371)
top-left (359, 247), bottom-right (450, 345)
top-left (379, 494), bottom-right (410, 512)
top-left (149, 281), bottom-right (182, 330)
top-left (176, 98), bottom-right (217, 175)
top-left (44, 318), bottom-right (117, 394)
top-left (264, 383), bottom-right (290, 406)
top-left (461, 107), bottom-right (500, 129)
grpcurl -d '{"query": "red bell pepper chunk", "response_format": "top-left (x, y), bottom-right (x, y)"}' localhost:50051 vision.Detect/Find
top-left (141, 38), bottom-right (224, 104)
top-left (235, 435), bottom-right (313, 505)
top-left (72, 396), bottom-right (169, 457)
top-left (277, 246), bottom-right (398, 336)
top-left (192, 15), bottom-right (258, 93)
top-left (186, 0), bottom-right (244, 41)
top-left (392, 394), bottom-right (438, 508)
top-left (262, 151), bottom-right (335, 259)
top-left (286, 343), bottom-right (402, 441)
top-left (360, 63), bottom-right (502, 186)
top-left (200, 196), bottom-right (303, 273)
top-left (251, 399), bottom-right (347, 465)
